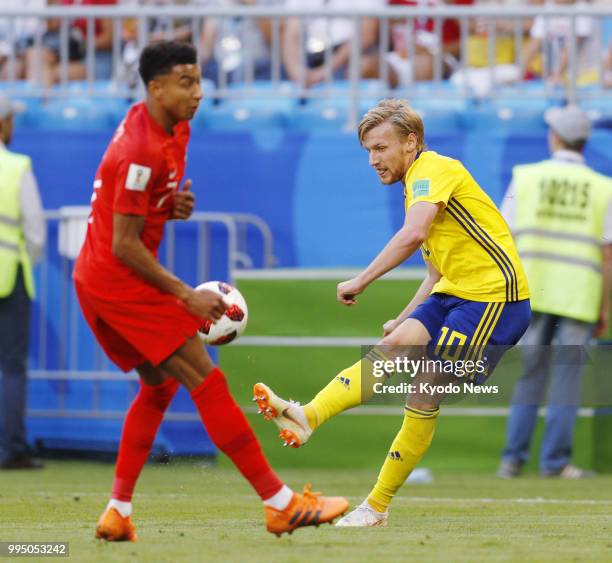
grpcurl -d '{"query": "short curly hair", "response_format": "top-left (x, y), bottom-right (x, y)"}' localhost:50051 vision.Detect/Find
top-left (139, 40), bottom-right (198, 86)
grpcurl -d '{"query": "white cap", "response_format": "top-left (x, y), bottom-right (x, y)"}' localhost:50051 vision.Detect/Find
top-left (544, 105), bottom-right (592, 143)
top-left (0, 93), bottom-right (26, 119)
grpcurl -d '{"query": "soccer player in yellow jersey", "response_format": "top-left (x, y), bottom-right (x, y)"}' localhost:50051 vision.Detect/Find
top-left (254, 99), bottom-right (531, 526)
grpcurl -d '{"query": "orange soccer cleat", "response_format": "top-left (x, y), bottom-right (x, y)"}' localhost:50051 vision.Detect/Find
top-left (264, 484), bottom-right (349, 537)
top-left (253, 382), bottom-right (312, 448)
top-left (95, 508), bottom-right (138, 542)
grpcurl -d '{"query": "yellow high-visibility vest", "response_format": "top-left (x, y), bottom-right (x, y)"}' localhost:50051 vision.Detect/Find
top-left (0, 149), bottom-right (34, 299)
top-left (512, 159), bottom-right (612, 323)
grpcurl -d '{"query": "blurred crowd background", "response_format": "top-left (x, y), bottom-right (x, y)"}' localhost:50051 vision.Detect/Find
top-left (0, 0), bottom-right (611, 97)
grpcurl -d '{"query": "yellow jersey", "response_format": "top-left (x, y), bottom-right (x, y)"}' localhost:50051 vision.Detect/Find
top-left (404, 151), bottom-right (529, 303)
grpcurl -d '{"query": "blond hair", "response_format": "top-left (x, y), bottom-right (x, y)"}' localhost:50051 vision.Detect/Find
top-left (358, 99), bottom-right (425, 151)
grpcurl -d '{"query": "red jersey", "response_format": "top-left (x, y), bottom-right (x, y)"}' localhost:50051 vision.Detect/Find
top-left (388, 0), bottom-right (474, 45)
top-left (74, 102), bottom-right (190, 296)
top-left (62, 0), bottom-right (117, 38)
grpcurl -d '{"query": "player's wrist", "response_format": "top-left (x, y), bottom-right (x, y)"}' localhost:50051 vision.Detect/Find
top-left (177, 285), bottom-right (194, 303)
top-left (356, 273), bottom-right (372, 292)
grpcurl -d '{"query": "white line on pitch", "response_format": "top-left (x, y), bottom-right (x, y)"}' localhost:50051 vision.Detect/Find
top-left (243, 406), bottom-right (595, 417)
top-left (235, 336), bottom-right (378, 346)
top-left (233, 268), bottom-right (427, 281)
top-left (393, 497), bottom-right (612, 505)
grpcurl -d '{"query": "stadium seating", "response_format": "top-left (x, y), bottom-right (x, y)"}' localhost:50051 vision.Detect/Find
top-left (28, 98), bottom-right (128, 131)
top-left (2, 77), bottom-right (610, 135)
top-left (195, 103), bottom-right (288, 131)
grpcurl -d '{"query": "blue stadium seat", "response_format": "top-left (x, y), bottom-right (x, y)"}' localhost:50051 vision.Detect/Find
top-left (199, 78), bottom-right (216, 106)
top-left (53, 80), bottom-right (131, 97)
top-left (465, 96), bottom-right (556, 133)
top-left (465, 106), bottom-right (548, 133)
top-left (313, 79), bottom-right (385, 93)
top-left (32, 98), bottom-right (119, 131)
top-left (222, 81), bottom-right (299, 114)
top-left (194, 103), bottom-right (287, 131)
top-left (408, 97), bottom-right (468, 135)
top-left (286, 86), bottom-right (388, 132)
top-left (412, 107), bottom-right (463, 135)
top-left (10, 97), bottom-right (43, 128)
top-left (287, 94), bottom-right (464, 133)
top-left (404, 80), bottom-right (461, 97)
top-left (0, 80), bottom-right (33, 92)
top-left (581, 99), bottom-right (612, 129)
top-left (309, 79), bottom-right (385, 109)
top-left (581, 98), bottom-right (612, 115)
top-left (285, 102), bottom-right (351, 131)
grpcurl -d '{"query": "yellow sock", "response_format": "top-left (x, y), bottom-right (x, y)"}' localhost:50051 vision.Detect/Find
top-left (367, 407), bottom-right (439, 513)
top-left (303, 348), bottom-right (389, 430)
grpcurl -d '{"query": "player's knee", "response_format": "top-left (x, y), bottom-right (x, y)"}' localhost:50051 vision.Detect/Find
top-left (379, 332), bottom-right (405, 347)
top-left (139, 378), bottom-right (179, 409)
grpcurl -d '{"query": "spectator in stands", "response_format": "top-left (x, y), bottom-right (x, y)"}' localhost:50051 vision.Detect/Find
top-left (139, 0), bottom-right (203, 43)
top-left (498, 105), bottom-right (612, 480)
top-left (119, 0), bottom-right (206, 88)
top-left (522, 0), bottom-right (597, 87)
top-left (450, 0), bottom-right (532, 98)
top-left (0, 0), bottom-right (45, 80)
top-left (282, 0), bottom-right (385, 88)
top-left (24, 0), bottom-right (116, 86)
top-left (386, 0), bottom-right (474, 86)
top-left (64, 0), bottom-right (117, 79)
top-left (200, 0), bottom-right (283, 84)
top-left (24, 0), bottom-right (86, 87)
top-left (0, 94), bottom-right (46, 470)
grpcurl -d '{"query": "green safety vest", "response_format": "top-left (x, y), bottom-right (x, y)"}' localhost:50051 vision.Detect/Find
top-left (0, 148), bottom-right (35, 299)
top-left (512, 159), bottom-right (612, 323)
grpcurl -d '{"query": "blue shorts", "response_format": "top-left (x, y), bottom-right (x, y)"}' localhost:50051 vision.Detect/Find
top-left (409, 293), bottom-right (531, 383)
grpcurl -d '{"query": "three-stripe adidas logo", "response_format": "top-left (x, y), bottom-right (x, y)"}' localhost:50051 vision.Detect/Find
top-left (335, 376), bottom-right (351, 389)
top-left (288, 509), bottom-right (323, 527)
top-left (388, 450), bottom-right (403, 462)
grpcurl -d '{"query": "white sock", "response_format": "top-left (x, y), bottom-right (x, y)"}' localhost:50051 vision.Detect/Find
top-left (107, 498), bottom-right (132, 518)
top-left (263, 485), bottom-right (293, 511)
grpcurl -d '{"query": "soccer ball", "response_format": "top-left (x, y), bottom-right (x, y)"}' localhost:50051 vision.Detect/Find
top-left (195, 281), bottom-right (248, 345)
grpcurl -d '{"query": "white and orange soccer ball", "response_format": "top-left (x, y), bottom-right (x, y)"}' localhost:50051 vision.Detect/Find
top-left (195, 281), bottom-right (248, 345)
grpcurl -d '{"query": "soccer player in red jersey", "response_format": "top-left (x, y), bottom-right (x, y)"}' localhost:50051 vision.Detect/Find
top-left (73, 41), bottom-right (347, 540)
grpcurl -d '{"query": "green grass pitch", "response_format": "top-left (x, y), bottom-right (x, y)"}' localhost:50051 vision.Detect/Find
top-left (5, 274), bottom-right (611, 562)
top-left (2, 460), bottom-right (611, 563)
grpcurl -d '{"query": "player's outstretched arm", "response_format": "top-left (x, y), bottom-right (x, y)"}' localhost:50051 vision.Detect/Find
top-left (337, 201), bottom-right (440, 306)
top-left (112, 213), bottom-right (227, 321)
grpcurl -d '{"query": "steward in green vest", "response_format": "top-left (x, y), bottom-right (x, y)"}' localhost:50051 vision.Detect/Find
top-left (497, 105), bottom-right (612, 481)
top-left (512, 153), bottom-right (612, 325)
top-left (0, 93), bottom-right (46, 470)
top-left (0, 144), bottom-right (35, 300)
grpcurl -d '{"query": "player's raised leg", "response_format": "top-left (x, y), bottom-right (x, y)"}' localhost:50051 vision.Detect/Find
top-left (254, 318), bottom-right (430, 448)
top-left (338, 297), bottom-right (530, 526)
top-left (161, 335), bottom-right (348, 536)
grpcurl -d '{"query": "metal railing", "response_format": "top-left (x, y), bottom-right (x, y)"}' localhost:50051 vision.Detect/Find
top-left (34, 208), bottom-right (276, 371)
top-left (1, 5), bottom-right (611, 122)
top-left (25, 208), bottom-right (275, 422)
